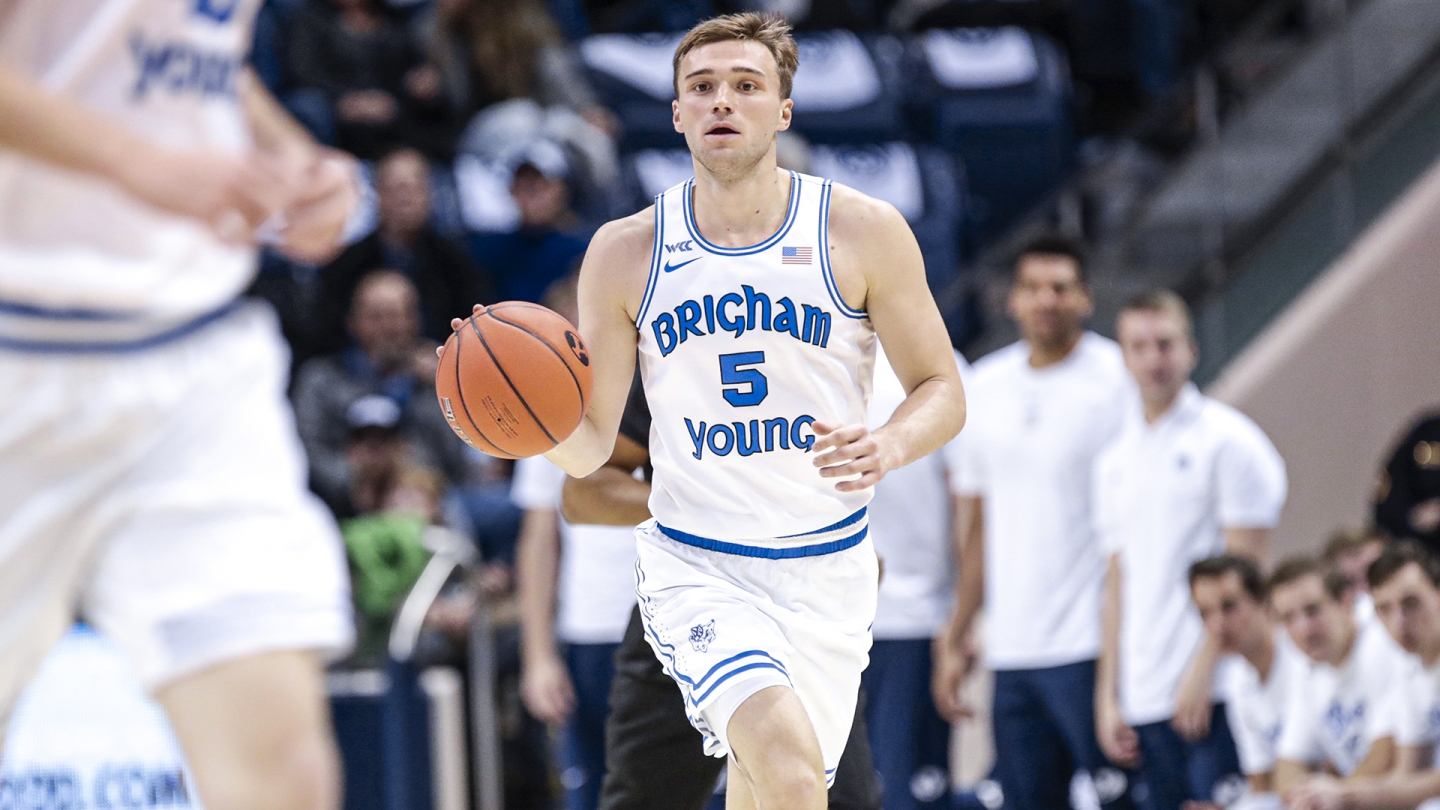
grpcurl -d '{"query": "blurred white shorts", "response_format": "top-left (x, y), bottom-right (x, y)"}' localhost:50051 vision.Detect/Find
top-left (634, 518), bottom-right (877, 785)
top-left (0, 301), bottom-right (353, 726)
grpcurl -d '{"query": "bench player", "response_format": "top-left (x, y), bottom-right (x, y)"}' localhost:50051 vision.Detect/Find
top-left (538, 12), bottom-right (965, 810)
top-left (0, 2), bottom-right (359, 809)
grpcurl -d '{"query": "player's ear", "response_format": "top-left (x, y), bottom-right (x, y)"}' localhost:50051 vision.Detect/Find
top-left (673, 99), bottom-right (683, 133)
top-left (778, 98), bottom-right (793, 132)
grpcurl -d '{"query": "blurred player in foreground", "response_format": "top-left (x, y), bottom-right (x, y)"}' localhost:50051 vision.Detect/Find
top-left (0, 3), bottom-right (359, 809)
top-left (533, 12), bottom-right (965, 809)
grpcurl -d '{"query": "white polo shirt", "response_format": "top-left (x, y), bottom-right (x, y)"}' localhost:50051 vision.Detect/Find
top-left (952, 333), bottom-right (1134, 670)
top-left (1223, 632), bottom-right (1310, 775)
top-left (1396, 658), bottom-right (1440, 766)
top-left (511, 457), bottom-right (639, 645)
top-left (1093, 384), bottom-right (1288, 724)
top-left (1277, 618), bottom-right (1411, 775)
top-left (866, 344), bottom-right (968, 640)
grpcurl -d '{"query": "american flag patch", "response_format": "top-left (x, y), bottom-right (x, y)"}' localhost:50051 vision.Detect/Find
top-left (781, 246), bottom-right (813, 264)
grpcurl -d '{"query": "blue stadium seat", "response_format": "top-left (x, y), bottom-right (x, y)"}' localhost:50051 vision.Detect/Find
top-left (623, 141), bottom-right (968, 292)
top-left (905, 28), bottom-right (1073, 240)
top-left (581, 30), bottom-right (909, 150)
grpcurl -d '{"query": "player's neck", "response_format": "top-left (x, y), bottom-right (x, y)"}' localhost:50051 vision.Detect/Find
top-left (689, 160), bottom-right (791, 249)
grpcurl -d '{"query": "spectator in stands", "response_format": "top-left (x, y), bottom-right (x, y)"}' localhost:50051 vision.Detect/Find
top-left (1324, 528), bottom-right (1388, 617)
top-left (1269, 557), bottom-right (1408, 793)
top-left (285, 0), bottom-right (444, 158)
top-left (1288, 541), bottom-right (1440, 810)
top-left (469, 142), bottom-right (590, 303)
top-left (933, 236), bottom-right (1138, 810)
top-left (863, 345), bottom-right (968, 810)
top-left (1093, 291), bottom-right (1285, 810)
top-left (1374, 410), bottom-right (1440, 553)
top-left (1189, 555), bottom-right (1308, 801)
top-left (314, 148), bottom-right (494, 357)
top-left (294, 270), bottom-right (469, 517)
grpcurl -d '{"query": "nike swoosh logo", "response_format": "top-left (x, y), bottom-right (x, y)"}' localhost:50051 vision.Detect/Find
top-left (664, 257), bottom-right (701, 273)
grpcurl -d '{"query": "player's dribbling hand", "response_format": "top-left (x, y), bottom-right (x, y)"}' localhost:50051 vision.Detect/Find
top-left (811, 422), bottom-right (892, 491)
top-left (520, 652), bottom-right (576, 725)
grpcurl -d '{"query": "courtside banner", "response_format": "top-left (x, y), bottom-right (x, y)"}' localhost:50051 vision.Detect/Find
top-left (0, 626), bottom-right (200, 810)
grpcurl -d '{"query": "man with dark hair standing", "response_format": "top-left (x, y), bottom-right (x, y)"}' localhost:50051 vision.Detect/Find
top-left (1269, 557), bottom-right (1409, 793)
top-left (1289, 541), bottom-right (1440, 810)
top-left (933, 236), bottom-right (1138, 810)
top-left (1189, 555), bottom-right (1308, 801)
top-left (1092, 291), bottom-right (1285, 810)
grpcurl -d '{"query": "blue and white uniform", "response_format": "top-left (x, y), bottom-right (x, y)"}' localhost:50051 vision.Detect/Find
top-left (632, 171), bottom-right (880, 780)
top-left (0, 0), bottom-right (351, 724)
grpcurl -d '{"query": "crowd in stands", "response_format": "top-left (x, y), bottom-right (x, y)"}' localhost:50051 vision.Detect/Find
top-left (236, 2), bottom-right (1440, 810)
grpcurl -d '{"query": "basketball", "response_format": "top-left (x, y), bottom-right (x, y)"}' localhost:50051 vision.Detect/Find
top-left (435, 302), bottom-right (593, 459)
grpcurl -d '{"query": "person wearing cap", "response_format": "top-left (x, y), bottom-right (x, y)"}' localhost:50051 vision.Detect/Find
top-left (1092, 291), bottom-right (1286, 810)
top-left (468, 139), bottom-right (590, 305)
top-left (294, 269), bottom-right (469, 518)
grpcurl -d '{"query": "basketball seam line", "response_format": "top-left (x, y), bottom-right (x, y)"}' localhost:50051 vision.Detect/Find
top-left (468, 316), bottom-right (560, 447)
top-left (450, 328), bottom-right (515, 458)
top-left (484, 309), bottom-right (588, 418)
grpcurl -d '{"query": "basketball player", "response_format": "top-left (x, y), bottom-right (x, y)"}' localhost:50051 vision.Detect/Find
top-left (0, 3), bottom-right (359, 809)
top-left (514, 13), bottom-right (966, 810)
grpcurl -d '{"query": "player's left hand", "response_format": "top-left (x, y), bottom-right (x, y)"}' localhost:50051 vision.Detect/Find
top-left (811, 422), bottom-right (892, 491)
top-left (275, 149), bottom-right (360, 264)
top-left (1171, 663), bottom-right (1214, 741)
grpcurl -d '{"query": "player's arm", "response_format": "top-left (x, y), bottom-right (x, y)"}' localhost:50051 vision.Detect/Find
top-left (933, 494), bottom-right (982, 721)
top-left (543, 214), bottom-right (651, 478)
top-left (814, 188), bottom-right (965, 489)
top-left (515, 501), bottom-right (574, 724)
top-left (238, 70), bottom-right (358, 263)
top-left (561, 434), bottom-right (651, 527)
top-left (0, 65), bottom-right (284, 235)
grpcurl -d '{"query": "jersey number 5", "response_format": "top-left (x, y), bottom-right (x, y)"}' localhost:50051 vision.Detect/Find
top-left (719, 352), bottom-right (768, 407)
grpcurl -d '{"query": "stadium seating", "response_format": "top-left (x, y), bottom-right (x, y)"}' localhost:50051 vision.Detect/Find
top-left (905, 28), bottom-right (1073, 239)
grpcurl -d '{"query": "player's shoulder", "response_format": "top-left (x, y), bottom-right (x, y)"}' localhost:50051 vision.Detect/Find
top-left (822, 180), bottom-right (910, 240)
top-left (589, 205), bottom-right (657, 264)
top-left (582, 206), bottom-right (658, 307)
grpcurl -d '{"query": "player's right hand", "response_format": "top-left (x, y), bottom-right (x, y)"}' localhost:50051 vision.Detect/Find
top-left (1096, 696), bottom-right (1140, 768)
top-left (116, 144), bottom-right (288, 244)
top-left (520, 652), bottom-right (577, 725)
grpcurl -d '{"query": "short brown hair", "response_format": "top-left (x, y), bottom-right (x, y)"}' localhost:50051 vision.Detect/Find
top-left (1268, 555), bottom-right (1348, 602)
top-left (673, 13), bottom-right (800, 99)
top-left (1368, 540), bottom-right (1440, 590)
top-left (1120, 290), bottom-right (1194, 342)
top-left (1189, 554), bottom-right (1265, 601)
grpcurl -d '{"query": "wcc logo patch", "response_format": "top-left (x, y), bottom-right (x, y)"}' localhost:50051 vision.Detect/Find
top-left (689, 620), bottom-right (716, 653)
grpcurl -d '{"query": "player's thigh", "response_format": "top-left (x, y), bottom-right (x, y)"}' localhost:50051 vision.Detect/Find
top-left (725, 685), bottom-right (826, 789)
top-left (156, 649), bottom-right (339, 810)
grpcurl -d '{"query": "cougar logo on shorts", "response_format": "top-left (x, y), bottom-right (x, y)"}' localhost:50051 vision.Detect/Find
top-left (689, 620), bottom-right (715, 653)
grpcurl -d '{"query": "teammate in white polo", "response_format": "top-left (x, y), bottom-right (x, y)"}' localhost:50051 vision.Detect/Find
top-left (1289, 541), bottom-right (1440, 810)
top-left (513, 454), bottom-right (640, 810)
top-left (1189, 555), bottom-right (1308, 803)
top-left (0, 1), bottom-right (359, 808)
top-left (933, 236), bottom-right (1136, 810)
top-left (862, 343), bottom-right (968, 810)
top-left (1093, 291), bottom-right (1287, 810)
top-left (509, 13), bottom-right (965, 810)
top-left (1270, 558), bottom-right (1410, 791)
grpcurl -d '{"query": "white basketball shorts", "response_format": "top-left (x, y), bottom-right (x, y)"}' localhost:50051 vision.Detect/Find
top-left (0, 301), bottom-right (353, 726)
top-left (634, 518), bottom-right (877, 785)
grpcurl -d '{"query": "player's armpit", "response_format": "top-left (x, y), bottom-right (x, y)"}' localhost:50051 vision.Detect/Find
top-left (543, 212), bottom-right (653, 477)
top-left (824, 185), bottom-right (965, 475)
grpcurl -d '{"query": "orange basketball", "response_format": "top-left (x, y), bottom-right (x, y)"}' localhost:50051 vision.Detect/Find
top-left (435, 302), bottom-right (593, 459)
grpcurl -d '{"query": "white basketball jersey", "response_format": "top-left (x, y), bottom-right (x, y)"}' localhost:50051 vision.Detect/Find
top-left (0, 0), bottom-right (258, 346)
top-left (636, 171), bottom-right (877, 547)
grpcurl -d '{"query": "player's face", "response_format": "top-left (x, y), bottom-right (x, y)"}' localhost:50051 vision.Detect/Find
top-left (1192, 572), bottom-right (1266, 654)
top-left (1008, 255), bottom-right (1091, 349)
top-left (1373, 563), bottom-right (1440, 657)
top-left (673, 40), bottom-right (793, 181)
top-left (1271, 574), bottom-right (1353, 665)
top-left (1118, 309), bottom-right (1196, 407)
